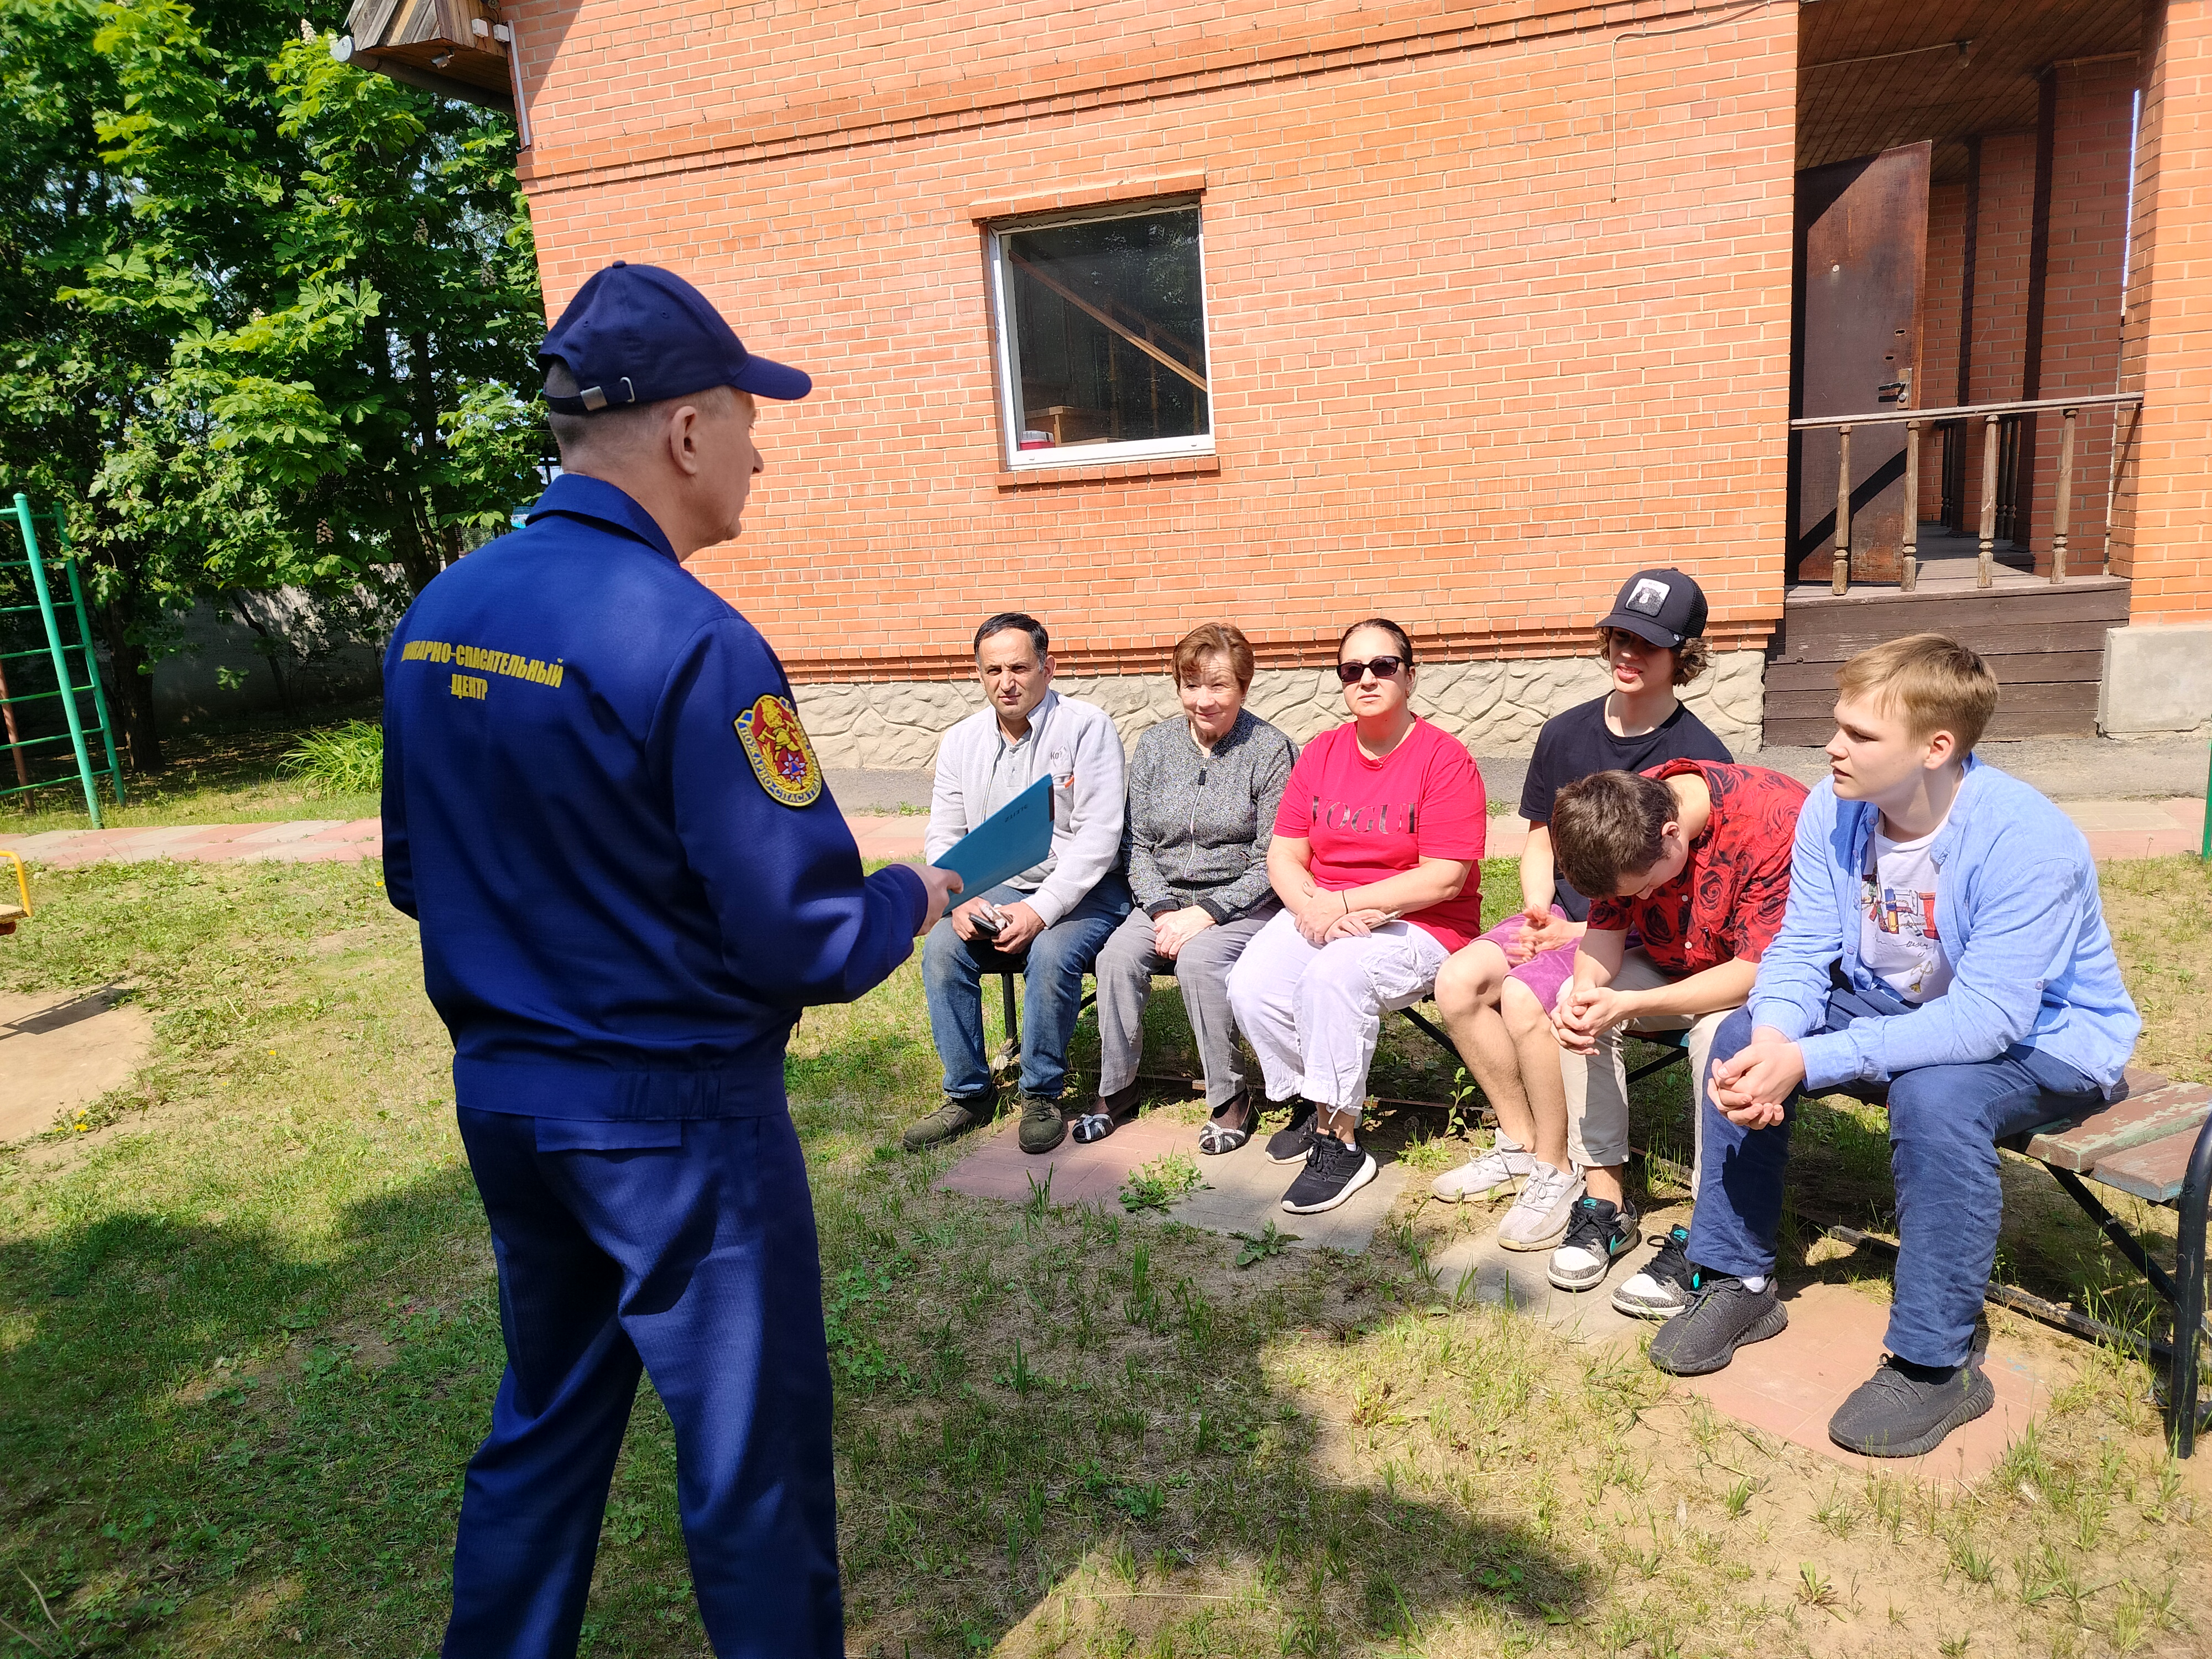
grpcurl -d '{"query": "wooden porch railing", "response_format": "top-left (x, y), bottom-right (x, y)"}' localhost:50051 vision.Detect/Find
top-left (1791, 392), bottom-right (2145, 594)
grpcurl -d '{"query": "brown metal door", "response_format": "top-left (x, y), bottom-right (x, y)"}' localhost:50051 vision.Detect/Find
top-left (1790, 142), bottom-right (1929, 586)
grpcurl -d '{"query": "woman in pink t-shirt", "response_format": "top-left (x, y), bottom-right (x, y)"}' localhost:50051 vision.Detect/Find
top-left (1225, 619), bottom-right (1487, 1214)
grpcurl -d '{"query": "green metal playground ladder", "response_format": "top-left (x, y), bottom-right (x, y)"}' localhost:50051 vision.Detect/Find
top-left (0, 493), bottom-right (126, 827)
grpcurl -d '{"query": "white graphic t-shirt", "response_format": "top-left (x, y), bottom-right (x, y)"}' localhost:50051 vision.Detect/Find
top-left (1860, 815), bottom-right (1953, 1004)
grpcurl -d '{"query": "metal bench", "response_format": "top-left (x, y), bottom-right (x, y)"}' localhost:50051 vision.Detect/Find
top-left (1399, 999), bottom-right (2210, 1454)
top-left (1397, 1001), bottom-right (1692, 1091)
top-left (1995, 1071), bottom-right (2212, 1455)
top-left (1768, 1067), bottom-right (2209, 1456)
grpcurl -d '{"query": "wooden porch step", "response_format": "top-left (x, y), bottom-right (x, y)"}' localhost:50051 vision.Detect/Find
top-left (1764, 576), bottom-right (2130, 747)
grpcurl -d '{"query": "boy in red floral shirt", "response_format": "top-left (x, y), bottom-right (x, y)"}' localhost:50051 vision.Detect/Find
top-left (1540, 760), bottom-right (1807, 1311)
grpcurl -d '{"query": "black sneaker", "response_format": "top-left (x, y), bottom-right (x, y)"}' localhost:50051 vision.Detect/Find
top-left (1611, 1225), bottom-right (1695, 1319)
top-left (1280, 1136), bottom-right (1378, 1214)
top-left (1647, 1274), bottom-right (1787, 1376)
top-left (1828, 1354), bottom-right (1995, 1457)
top-left (1016, 1094), bottom-right (1066, 1154)
top-left (1547, 1196), bottom-right (1637, 1291)
top-left (1265, 1099), bottom-right (1319, 1164)
top-left (902, 1093), bottom-right (985, 1151)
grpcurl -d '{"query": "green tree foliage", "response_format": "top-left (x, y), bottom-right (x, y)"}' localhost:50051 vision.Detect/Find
top-left (0, 0), bottom-right (545, 769)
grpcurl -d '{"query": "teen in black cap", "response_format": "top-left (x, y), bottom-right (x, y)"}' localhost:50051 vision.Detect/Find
top-left (383, 262), bottom-right (961, 1659)
top-left (1426, 568), bottom-right (1731, 1298)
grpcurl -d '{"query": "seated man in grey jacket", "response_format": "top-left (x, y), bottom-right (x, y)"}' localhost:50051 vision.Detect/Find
top-left (902, 613), bottom-right (1132, 1155)
top-left (1083, 623), bottom-right (1295, 1148)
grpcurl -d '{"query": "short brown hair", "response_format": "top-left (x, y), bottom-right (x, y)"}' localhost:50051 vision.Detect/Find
top-left (1597, 627), bottom-right (1711, 686)
top-left (543, 360), bottom-right (738, 465)
top-left (1834, 633), bottom-right (1998, 754)
top-left (1171, 622), bottom-right (1256, 690)
top-left (1550, 770), bottom-right (1678, 898)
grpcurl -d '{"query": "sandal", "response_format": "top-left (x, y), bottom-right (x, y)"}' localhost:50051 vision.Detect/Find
top-left (1073, 1083), bottom-right (1142, 1145)
top-left (1198, 1089), bottom-right (1256, 1156)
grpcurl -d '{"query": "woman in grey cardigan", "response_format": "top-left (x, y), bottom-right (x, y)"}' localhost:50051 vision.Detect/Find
top-left (1076, 624), bottom-right (1296, 1148)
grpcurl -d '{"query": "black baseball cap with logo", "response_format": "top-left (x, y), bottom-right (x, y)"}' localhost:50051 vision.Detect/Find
top-left (1597, 568), bottom-right (1708, 650)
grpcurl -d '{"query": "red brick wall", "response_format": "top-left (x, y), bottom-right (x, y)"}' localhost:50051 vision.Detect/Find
top-left (2116, 0), bottom-right (2212, 624)
top-left (1953, 131), bottom-right (2037, 534)
top-left (2022, 58), bottom-right (2137, 575)
top-left (1918, 181), bottom-right (1969, 523)
top-left (502, 0), bottom-right (1798, 680)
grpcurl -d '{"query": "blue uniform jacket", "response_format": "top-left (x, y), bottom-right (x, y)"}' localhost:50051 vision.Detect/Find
top-left (381, 474), bottom-right (928, 1119)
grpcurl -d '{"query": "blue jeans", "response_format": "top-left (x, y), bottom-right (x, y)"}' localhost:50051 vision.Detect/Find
top-left (1691, 989), bottom-right (2101, 1368)
top-left (922, 874), bottom-right (1131, 1100)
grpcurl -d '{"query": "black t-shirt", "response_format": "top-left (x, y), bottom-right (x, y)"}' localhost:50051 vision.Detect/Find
top-left (1519, 695), bottom-right (1734, 920)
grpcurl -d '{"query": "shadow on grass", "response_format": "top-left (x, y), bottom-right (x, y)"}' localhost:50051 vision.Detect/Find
top-left (0, 1162), bottom-right (499, 1652)
top-left (0, 1131), bottom-right (1595, 1658)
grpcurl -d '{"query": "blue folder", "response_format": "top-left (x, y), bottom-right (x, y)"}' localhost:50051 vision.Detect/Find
top-left (932, 775), bottom-right (1055, 897)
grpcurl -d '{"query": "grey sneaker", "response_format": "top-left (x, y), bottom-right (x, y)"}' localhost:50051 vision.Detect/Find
top-left (1611, 1224), bottom-right (1694, 1319)
top-left (1648, 1274), bottom-right (1787, 1376)
top-left (1431, 1141), bottom-right (1535, 1203)
top-left (1547, 1196), bottom-right (1638, 1291)
top-left (1494, 1161), bottom-right (1583, 1251)
top-left (902, 1094), bottom-right (984, 1151)
top-left (1828, 1355), bottom-right (1995, 1457)
top-left (1016, 1094), bottom-right (1067, 1154)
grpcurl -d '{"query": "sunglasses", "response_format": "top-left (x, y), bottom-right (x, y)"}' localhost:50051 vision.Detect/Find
top-left (1335, 656), bottom-right (1406, 685)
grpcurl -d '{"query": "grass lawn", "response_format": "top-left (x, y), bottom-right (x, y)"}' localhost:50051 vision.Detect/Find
top-left (0, 703), bottom-right (382, 837)
top-left (0, 855), bottom-right (2207, 1657)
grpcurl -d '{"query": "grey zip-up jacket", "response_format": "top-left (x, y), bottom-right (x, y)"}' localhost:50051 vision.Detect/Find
top-left (1121, 708), bottom-right (1296, 922)
top-left (925, 689), bottom-right (1126, 926)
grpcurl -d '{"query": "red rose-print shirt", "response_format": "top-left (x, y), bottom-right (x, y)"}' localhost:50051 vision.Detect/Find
top-left (1586, 759), bottom-right (1808, 975)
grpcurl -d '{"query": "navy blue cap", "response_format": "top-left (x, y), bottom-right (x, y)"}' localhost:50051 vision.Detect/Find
top-left (538, 261), bottom-right (812, 412)
top-left (1598, 568), bottom-right (1708, 650)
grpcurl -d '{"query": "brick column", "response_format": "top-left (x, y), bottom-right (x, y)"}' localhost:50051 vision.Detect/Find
top-left (2117, 0), bottom-right (2212, 624)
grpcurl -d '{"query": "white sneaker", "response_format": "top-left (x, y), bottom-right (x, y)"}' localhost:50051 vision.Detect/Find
top-left (1431, 1142), bottom-right (1535, 1203)
top-left (1495, 1161), bottom-right (1584, 1252)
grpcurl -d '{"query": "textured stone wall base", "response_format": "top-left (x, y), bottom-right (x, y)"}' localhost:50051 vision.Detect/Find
top-left (2099, 624), bottom-right (2212, 737)
top-left (795, 651), bottom-right (1767, 769)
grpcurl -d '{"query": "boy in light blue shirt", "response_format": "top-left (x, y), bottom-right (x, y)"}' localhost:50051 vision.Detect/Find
top-left (1647, 634), bottom-right (2139, 1459)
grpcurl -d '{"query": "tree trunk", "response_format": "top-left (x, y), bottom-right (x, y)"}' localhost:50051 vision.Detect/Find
top-left (229, 593), bottom-right (292, 713)
top-left (104, 624), bottom-right (163, 776)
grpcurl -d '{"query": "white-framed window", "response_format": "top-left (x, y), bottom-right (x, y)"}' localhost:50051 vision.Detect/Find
top-left (986, 200), bottom-right (1213, 470)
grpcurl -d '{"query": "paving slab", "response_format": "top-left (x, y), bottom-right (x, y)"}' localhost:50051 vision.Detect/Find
top-left (1677, 1280), bottom-right (2051, 1488)
top-left (1429, 1223), bottom-right (1667, 1347)
top-left (232, 820), bottom-right (345, 846)
top-left (306, 817), bottom-right (383, 844)
top-left (936, 1109), bottom-right (1408, 1253)
top-left (10, 797), bottom-right (2199, 873)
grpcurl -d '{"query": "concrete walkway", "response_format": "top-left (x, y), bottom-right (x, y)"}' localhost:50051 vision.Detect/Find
top-left (4, 791), bottom-right (2204, 870)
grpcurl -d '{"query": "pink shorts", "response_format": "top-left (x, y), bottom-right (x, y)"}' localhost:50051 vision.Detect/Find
top-left (1474, 906), bottom-right (1578, 1014)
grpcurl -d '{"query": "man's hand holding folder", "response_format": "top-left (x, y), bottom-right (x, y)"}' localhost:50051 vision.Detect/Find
top-left (932, 776), bottom-right (1056, 952)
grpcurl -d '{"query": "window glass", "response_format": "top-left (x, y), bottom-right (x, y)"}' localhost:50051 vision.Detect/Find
top-left (995, 207), bottom-right (1211, 462)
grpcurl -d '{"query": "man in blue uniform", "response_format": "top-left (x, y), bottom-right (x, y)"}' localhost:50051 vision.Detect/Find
top-left (381, 262), bottom-right (959, 1659)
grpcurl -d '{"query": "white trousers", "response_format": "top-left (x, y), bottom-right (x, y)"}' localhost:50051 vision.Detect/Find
top-left (1559, 947), bottom-right (1735, 1185)
top-left (1225, 909), bottom-right (1450, 1115)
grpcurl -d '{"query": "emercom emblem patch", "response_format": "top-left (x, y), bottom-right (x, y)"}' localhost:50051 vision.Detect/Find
top-left (734, 693), bottom-right (823, 808)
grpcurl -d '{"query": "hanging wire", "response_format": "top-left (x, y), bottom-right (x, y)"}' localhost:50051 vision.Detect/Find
top-left (1610, 0), bottom-right (1789, 202)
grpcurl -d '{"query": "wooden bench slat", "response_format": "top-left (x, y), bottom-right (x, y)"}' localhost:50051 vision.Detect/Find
top-left (2085, 1131), bottom-right (2200, 1205)
top-left (2016, 1080), bottom-right (2211, 1173)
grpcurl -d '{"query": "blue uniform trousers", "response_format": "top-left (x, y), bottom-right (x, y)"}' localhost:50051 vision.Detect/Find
top-left (446, 1108), bottom-right (841, 1659)
top-left (1689, 990), bottom-right (2101, 1369)
top-left (923, 873), bottom-right (1131, 1100)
